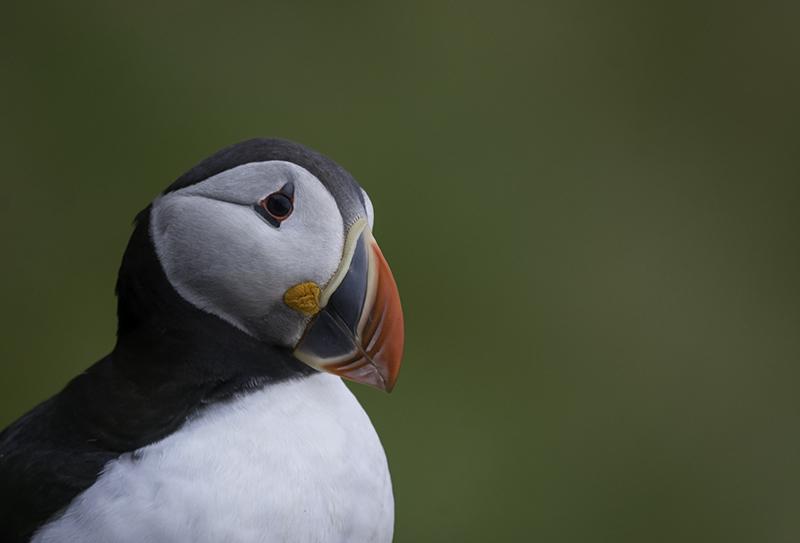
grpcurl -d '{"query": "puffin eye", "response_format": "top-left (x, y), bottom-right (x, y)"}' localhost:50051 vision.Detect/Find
top-left (254, 183), bottom-right (294, 228)
top-left (264, 193), bottom-right (293, 219)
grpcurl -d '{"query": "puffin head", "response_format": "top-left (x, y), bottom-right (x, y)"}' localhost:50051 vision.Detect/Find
top-left (117, 138), bottom-right (404, 392)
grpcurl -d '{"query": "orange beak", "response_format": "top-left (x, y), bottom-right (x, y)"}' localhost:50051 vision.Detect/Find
top-left (292, 222), bottom-right (404, 392)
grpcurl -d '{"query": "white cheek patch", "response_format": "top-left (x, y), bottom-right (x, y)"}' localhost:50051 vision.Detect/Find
top-left (361, 188), bottom-right (375, 230)
top-left (150, 162), bottom-right (345, 345)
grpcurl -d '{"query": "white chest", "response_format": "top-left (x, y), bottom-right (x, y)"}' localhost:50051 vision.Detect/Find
top-left (33, 374), bottom-right (394, 543)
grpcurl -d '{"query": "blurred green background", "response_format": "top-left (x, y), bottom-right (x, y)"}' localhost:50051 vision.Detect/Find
top-left (2, 1), bottom-right (799, 541)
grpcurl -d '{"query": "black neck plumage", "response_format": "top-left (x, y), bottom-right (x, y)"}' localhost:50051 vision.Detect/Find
top-left (0, 207), bottom-right (315, 542)
top-left (95, 206), bottom-right (315, 449)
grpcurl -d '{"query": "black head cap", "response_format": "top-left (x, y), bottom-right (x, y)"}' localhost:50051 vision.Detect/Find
top-left (166, 138), bottom-right (366, 227)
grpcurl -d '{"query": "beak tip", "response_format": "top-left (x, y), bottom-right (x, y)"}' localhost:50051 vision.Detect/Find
top-left (384, 376), bottom-right (398, 393)
top-left (381, 360), bottom-right (401, 393)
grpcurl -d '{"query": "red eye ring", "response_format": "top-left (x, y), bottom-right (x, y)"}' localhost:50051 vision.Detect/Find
top-left (261, 192), bottom-right (293, 220)
top-left (254, 183), bottom-right (295, 228)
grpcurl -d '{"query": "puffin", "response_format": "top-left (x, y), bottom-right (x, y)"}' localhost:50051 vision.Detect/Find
top-left (0, 138), bottom-right (404, 543)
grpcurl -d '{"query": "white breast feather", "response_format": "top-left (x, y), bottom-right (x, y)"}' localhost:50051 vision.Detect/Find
top-left (32, 374), bottom-right (394, 543)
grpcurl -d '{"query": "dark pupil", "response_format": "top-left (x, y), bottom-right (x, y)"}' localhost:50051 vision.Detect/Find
top-left (266, 193), bottom-right (292, 218)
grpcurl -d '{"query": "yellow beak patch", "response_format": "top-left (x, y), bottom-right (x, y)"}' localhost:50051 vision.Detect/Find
top-left (284, 282), bottom-right (322, 316)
